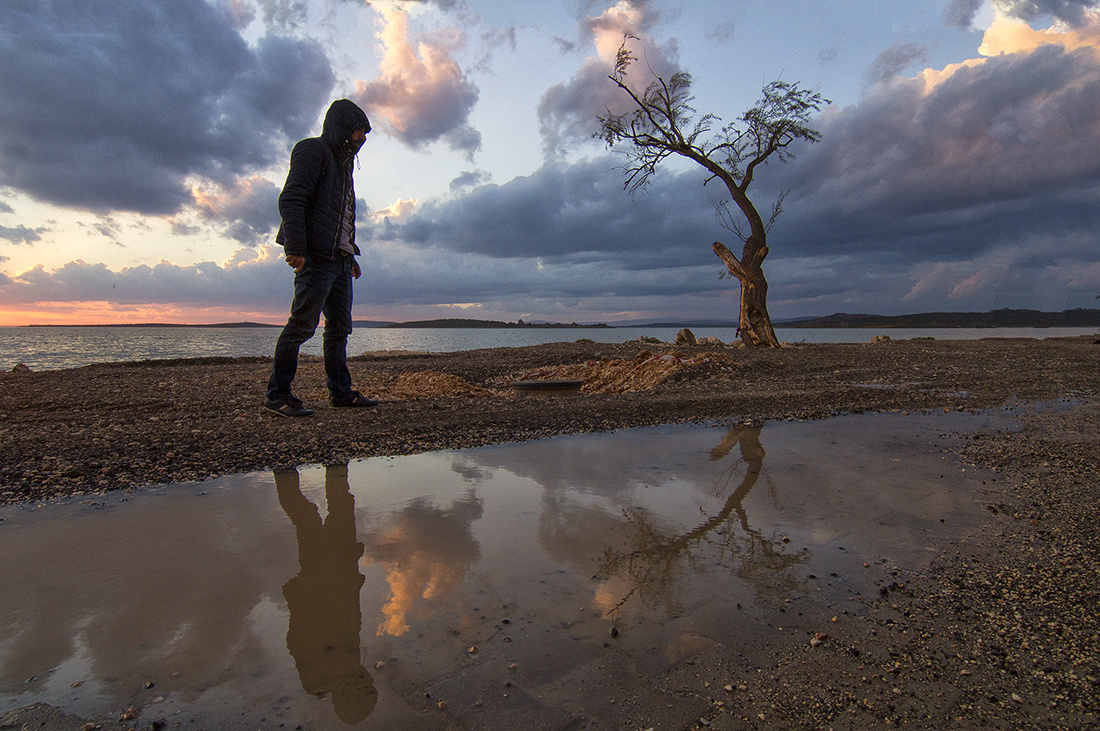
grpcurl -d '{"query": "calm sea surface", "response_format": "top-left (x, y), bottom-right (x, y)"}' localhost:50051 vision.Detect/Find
top-left (1, 325), bottom-right (1095, 371)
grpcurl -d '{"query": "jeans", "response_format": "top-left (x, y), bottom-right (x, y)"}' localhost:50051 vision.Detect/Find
top-left (267, 254), bottom-right (354, 402)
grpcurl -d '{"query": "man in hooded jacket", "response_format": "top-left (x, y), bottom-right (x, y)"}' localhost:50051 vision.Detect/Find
top-left (265, 99), bottom-right (379, 417)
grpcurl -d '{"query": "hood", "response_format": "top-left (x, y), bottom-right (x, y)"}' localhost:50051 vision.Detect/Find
top-left (321, 99), bottom-right (370, 151)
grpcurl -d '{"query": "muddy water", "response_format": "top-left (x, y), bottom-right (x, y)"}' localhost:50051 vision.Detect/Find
top-left (0, 410), bottom-right (1013, 729)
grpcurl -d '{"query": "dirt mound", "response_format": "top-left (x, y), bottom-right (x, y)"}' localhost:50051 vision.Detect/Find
top-left (296, 350), bottom-right (734, 400)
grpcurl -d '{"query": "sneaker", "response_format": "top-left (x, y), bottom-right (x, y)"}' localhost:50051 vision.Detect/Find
top-left (264, 395), bottom-right (315, 417)
top-left (329, 391), bottom-right (380, 408)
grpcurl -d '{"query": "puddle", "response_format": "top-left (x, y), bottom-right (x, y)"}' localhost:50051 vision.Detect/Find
top-left (0, 410), bottom-right (1012, 729)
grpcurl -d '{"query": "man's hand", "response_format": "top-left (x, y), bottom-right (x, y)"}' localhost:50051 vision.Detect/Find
top-left (352, 260), bottom-right (361, 279)
top-left (285, 254), bottom-right (305, 273)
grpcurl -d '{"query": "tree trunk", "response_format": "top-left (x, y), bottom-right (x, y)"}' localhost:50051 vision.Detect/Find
top-left (712, 241), bottom-right (781, 349)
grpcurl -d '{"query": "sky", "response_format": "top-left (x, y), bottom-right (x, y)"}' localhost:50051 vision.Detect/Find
top-left (0, 0), bottom-right (1098, 325)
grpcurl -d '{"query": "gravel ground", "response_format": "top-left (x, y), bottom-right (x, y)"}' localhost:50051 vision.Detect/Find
top-left (1, 335), bottom-right (1097, 729)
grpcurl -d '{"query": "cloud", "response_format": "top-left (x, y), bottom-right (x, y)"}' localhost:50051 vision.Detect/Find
top-left (216, 0), bottom-right (257, 29)
top-left (537, 2), bottom-right (681, 156)
top-left (369, 197), bottom-right (419, 220)
top-left (947, 0), bottom-right (1100, 30)
top-left (784, 21), bottom-right (1100, 228)
top-left (994, 0), bottom-right (1100, 28)
top-left (0, 224), bottom-right (45, 245)
top-left (77, 217), bottom-right (124, 243)
top-left (943, 0), bottom-right (986, 28)
top-left (707, 22), bottom-right (736, 44)
top-left (0, 247), bottom-right (290, 308)
top-left (753, 15), bottom-right (1100, 313)
top-left (373, 157), bottom-right (725, 268)
top-left (255, 0), bottom-right (308, 31)
top-left (863, 42), bottom-right (930, 89)
top-left (0, 0), bottom-right (335, 216)
top-left (978, 11), bottom-right (1100, 56)
top-left (449, 170), bottom-right (491, 191)
top-left (354, 7), bottom-right (482, 157)
top-left (191, 175), bottom-right (282, 243)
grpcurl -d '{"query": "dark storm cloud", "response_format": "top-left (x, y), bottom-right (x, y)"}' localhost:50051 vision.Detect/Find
top-left (0, 0), bottom-right (335, 216)
top-left (376, 157), bottom-right (726, 269)
top-left (774, 41), bottom-right (1100, 260)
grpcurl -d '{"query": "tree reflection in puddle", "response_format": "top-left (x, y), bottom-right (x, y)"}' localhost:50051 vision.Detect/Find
top-left (595, 425), bottom-right (808, 621)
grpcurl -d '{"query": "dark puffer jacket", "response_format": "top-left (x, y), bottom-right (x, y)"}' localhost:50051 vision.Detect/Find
top-left (276, 99), bottom-right (371, 260)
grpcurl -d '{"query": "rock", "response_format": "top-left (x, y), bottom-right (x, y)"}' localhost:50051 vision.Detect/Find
top-left (675, 328), bottom-right (697, 346)
top-left (11, 363), bottom-right (31, 373)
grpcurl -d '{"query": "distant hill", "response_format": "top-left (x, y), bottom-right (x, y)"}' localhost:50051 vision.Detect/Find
top-left (610, 319), bottom-right (740, 328)
top-left (351, 319), bottom-right (398, 328)
top-left (782, 308), bottom-right (1100, 328)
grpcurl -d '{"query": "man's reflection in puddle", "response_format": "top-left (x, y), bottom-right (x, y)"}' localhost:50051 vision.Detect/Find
top-left (275, 464), bottom-right (376, 724)
top-left (596, 424), bottom-right (808, 616)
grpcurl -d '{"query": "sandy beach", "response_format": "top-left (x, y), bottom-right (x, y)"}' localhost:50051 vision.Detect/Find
top-left (1, 335), bottom-right (1097, 729)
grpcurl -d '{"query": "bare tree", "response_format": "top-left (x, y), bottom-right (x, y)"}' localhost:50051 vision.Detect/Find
top-left (597, 36), bottom-right (828, 348)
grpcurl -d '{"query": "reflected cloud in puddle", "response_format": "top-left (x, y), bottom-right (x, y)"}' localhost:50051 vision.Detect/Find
top-left (0, 409), bottom-right (1010, 727)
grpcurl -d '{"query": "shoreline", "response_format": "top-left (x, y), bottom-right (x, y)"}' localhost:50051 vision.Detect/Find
top-left (2, 336), bottom-right (1099, 504)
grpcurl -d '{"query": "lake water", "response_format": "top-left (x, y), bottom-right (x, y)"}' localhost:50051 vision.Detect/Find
top-left (1, 325), bottom-right (1095, 371)
top-left (0, 410), bottom-right (1010, 729)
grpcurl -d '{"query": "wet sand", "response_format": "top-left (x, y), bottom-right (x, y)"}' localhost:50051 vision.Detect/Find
top-left (1, 336), bottom-right (1098, 728)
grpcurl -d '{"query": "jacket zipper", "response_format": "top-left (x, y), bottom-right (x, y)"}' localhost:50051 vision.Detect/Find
top-left (332, 162), bottom-right (352, 258)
